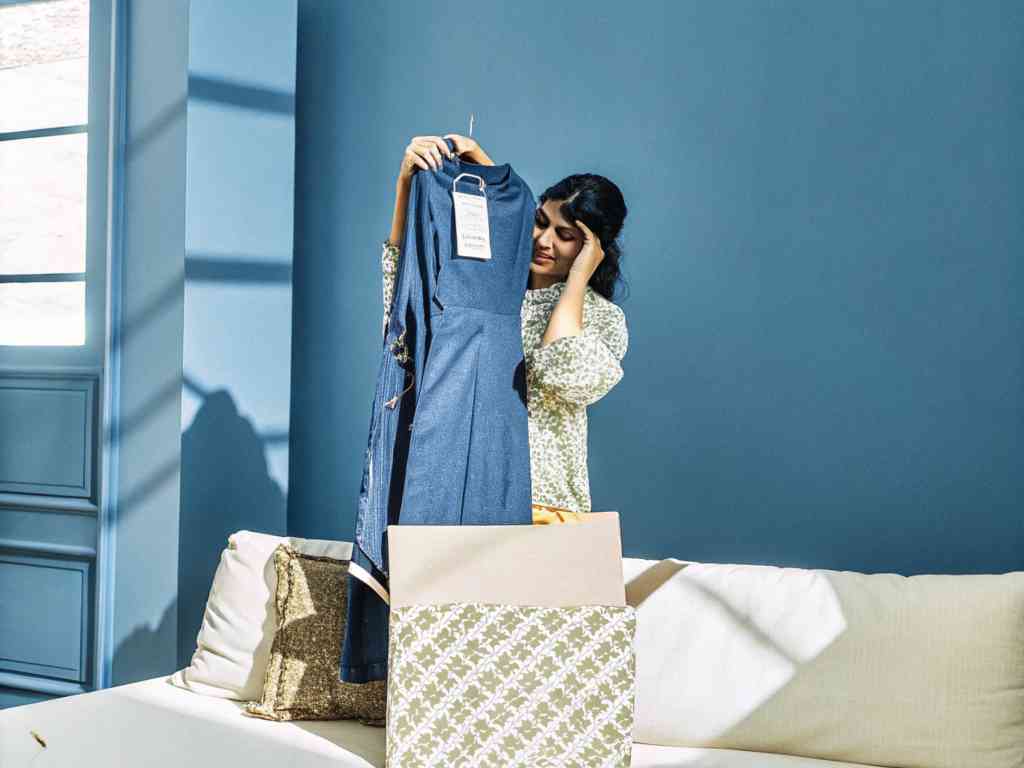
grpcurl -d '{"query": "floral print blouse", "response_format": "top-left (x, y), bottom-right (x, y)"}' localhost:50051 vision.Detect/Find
top-left (380, 240), bottom-right (628, 513)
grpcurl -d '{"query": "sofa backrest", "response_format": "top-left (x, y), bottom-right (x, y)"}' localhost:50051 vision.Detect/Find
top-left (622, 557), bottom-right (1024, 768)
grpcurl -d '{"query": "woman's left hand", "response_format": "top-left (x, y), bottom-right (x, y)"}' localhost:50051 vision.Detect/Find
top-left (568, 218), bottom-right (605, 281)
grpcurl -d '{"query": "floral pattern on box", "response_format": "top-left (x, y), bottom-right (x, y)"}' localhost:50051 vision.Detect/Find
top-left (386, 602), bottom-right (636, 768)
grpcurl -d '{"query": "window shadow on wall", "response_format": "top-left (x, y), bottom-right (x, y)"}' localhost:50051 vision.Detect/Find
top-left (176, 388), bottom-right (286, 670)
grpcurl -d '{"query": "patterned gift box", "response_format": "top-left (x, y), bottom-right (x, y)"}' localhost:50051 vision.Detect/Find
top-left (386, 602), bottom-right (636, 768)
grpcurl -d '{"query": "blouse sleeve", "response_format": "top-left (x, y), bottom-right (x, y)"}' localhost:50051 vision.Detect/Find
top-left (381, 240), bottom-right (401, 340)
top-left (526, 298), bottom-right (628, 406)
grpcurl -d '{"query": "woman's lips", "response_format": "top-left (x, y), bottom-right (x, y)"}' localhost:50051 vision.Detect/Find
top-left (533, 252), bottom-right (554, 263)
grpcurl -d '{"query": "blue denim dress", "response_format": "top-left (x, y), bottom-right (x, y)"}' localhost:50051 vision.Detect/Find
top-left (340, 139), bottom-right (536, 683)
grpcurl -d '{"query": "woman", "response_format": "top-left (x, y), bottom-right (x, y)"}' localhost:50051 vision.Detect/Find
top-left (380, 133), bottom-right (628, 524)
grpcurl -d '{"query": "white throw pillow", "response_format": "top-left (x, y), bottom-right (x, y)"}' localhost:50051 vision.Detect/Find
top-left (168, 530), bottom-right (353, 700)
top-left (624, 557), bottom-right (1024, 768)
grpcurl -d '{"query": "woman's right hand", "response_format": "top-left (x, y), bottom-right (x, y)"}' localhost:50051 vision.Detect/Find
top-left (398, 134), bottom-right (482, 181)
top-left (398, 136), bottom-right (453, 180)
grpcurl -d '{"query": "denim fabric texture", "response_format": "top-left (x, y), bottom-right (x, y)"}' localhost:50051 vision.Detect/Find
top-left (340, 138), bottom-right (536, 682)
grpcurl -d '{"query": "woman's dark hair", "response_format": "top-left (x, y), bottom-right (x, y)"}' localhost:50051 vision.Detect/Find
top-left (538, 173), bottom-right (628, 302)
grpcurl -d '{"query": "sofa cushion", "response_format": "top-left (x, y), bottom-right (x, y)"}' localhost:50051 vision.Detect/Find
top-left (0, 675), bottom-right (884, 768)
top-left (243, 544), bottom-right (387, 723)
top-left (170, 529), bottom-right (353, 700)
top-left (0, 676), bottom-right (385, 768)
top-left (623, 557), bottom-right (1024, 768)
top-left (631, 743), bottom-right (882, 767)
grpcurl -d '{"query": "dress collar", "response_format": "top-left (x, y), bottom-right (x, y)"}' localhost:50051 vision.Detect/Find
top-left (524, 279), bottom-right (568, 304)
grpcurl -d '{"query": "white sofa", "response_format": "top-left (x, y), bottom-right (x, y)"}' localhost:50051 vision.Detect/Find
top-left (2, 555), bottom-right (1022, 768)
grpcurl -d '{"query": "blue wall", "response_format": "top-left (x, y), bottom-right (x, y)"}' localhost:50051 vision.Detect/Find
top-left (290, 0), bottom-right (1023, 575)
top-left (177, 0), bottom-right (297, 670)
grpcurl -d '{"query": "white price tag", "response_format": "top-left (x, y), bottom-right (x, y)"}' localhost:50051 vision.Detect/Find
top-left (452, 189), bottom-right (492, 260)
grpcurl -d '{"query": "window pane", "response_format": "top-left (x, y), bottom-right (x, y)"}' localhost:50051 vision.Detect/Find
top-left (0, 281), bottom-right (85, 346)
top-left (0, 132), bottom-right (87, 274)
top-left (0, 0), bottom-right (90, 134)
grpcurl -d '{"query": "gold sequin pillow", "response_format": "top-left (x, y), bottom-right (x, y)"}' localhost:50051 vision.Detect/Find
top-left (386, 602), bottom-right (637, 768)
top-left (244, 543), bottom-right (387, 723)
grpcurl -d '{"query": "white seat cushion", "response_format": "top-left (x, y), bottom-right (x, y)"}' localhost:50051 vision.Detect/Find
top-left (0, 675), bottom-right (384, 767)
top-left (0, 675), bottom-right (883, 768)
top-left (631, 743), bottom-right (881, 767)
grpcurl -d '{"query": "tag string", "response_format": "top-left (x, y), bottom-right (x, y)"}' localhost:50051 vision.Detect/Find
top-left (384, 371), bottom-right (415, 409)
top-left (452, 172), bottom-right (486, 195)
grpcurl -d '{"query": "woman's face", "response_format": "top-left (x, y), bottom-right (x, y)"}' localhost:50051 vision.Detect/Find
top-left (531, 198), bottom-right (584, 280)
